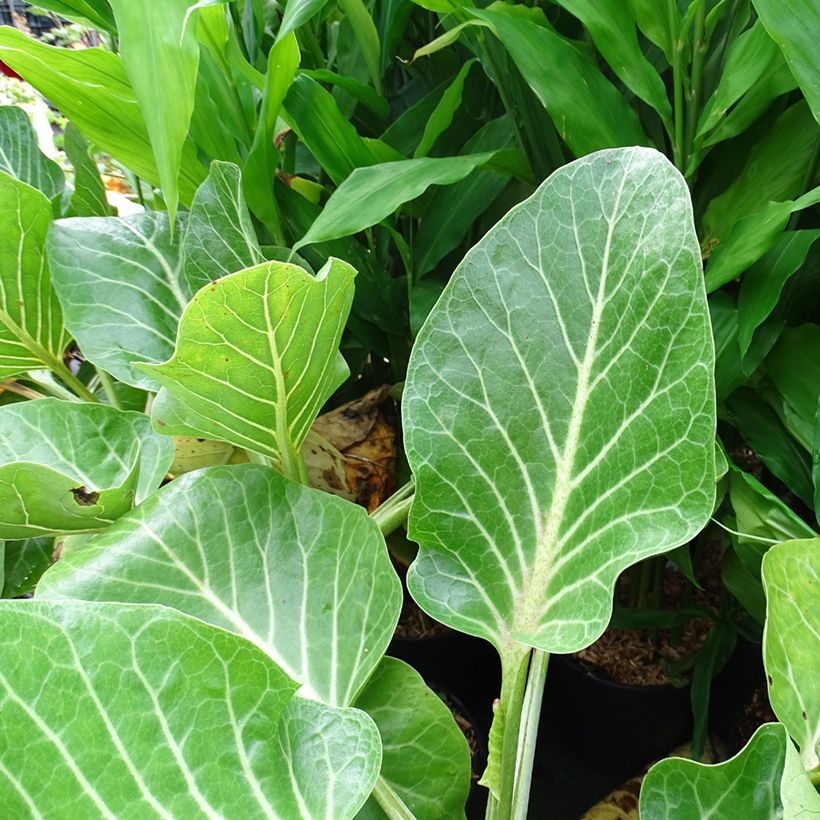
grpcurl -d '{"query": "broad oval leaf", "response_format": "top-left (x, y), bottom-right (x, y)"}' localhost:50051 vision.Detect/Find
top-left (640, 723), bottom-right (820, 819)
top-left (0, 399), bottom-right (173, 539)
top-left (0, 172), bottom-right (67, 378)
top-left (0, 600), bottom-right (301, 818)
top-left (403, 147), bottom-right (715, 654)
top-left (0, 105), bottom-right (63, 200)
top-left (184, 161), bottom-right (264, 293)
top-left (762, 538), bottom-right (820, 770)
top-left (139, 259), bottom-right (355, 469)
top-left (48, 212), bottom-right (188, 390)
top-left (38, 464), bottom-right (402, 708)
top-left (354, 657), bottom-right (471, 820)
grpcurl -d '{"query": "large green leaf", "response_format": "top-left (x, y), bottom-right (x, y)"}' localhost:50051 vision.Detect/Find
top-left (139, 259), bottom-right (355, 471)
top-left (403, 147), bottom-right (715, 655)
top-left (48, 212), bottom-right (188, 391)
top-left (762, 538), bottom-right (820, 770)
top-left (278, 0), bottom-right (332, 40)
top-left (640, 723), bottom-right (820, 819)
top-left (0, 105), bottom-right (63, 200)
top-left (0, 399), bottom-right (173, 539)
top-left (184, 161), bottom-right (264, 293)
top-left (38, 464), bottom-right (402, 708)
top-left (354, 657), bottom-right (471, 819)
top-left (107, 0), bottom-right (201, 223)
top-left (293, 153), bottom-right (501, 250)
top-left (0, 27), bottom-right (205, 205)
top-left (0, 172), bottom-right (67, 379)
top-left (0, 600), bottom-right (307, 817)
top-left (752, 0), bottom-right (820, 125)
top-left (470, 4), bottom-right (649, 156)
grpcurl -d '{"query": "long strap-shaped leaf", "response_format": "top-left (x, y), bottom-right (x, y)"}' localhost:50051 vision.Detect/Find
top-left (403, 147), bottom-right (715, 657)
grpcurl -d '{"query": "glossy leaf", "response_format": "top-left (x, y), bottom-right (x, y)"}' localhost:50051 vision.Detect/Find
top-left (415, 116), bottom-right (515, 278)
top-left (63, 122), bottom-right (113, 218)
top-left (704, 185), bottom-right (820, 292)
top-left (0, 105), bottom-right (63, 200)
top-left (550, 0), bottom-right (671, 123)
top-left (766, 325), bottom-right (820, 450)
top-left (627, 0), bottom-right (670, 57)
top-left (24, 0), bottom-right (115, 31)
top-left (752, 0), bottom-right (820, 124)
top-left (2, 537), bottom-right (53, 598)
top-left (139, 259), bottom-right (354, 468)
top-left (640, 723), bottom-right (819, 819)
top-left (0, 27), bottom-right (205, 204)
top-left (294, 153), bottom-right (500, 249)
top-left (471, 4), bottom-right (649, 157)
top-left (243, 33), bottom-right (299, 235)
top-left (0, 399), bottom-right (173, 539)
top-left (414, 60), bottom-right (475, 159)
top-left (279, 0), bottom-right (332, 40)
top-left (403, 147), bottom-right (715, 655)
top-left (48, 212), bottom-right (188, 391)
top-left (0, 172), bottom-right (67, 378)
top-left (38, 464), bottom-right (402, 708)
top-left (354, 657), bottom-right (471, 819)
top-left (108, 0), bottom-right (201, 223)
top-left (272, 698), bottom-right (382, 818)
top-left (184, 161), bottom-right (264, 293)
top-left (763, 538), bottom-right (820, 770)
top-left (0, 600), bottom-right (306, 818)
top-left (737, 230), bottom-right (820, 357)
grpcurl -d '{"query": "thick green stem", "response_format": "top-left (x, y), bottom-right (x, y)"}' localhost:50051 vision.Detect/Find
top-left (371, 480), bottom-right (415, 536)
top-left (809, 767), bottom-right (820, 786)
top-left (667, 0), bottom-right (685, 171)
top-left (372, 776), bottom-right (416, 820)
top-left (511, 650), bottom-right (549, 820)
top-left (485, 646), bottom-right (531, 820)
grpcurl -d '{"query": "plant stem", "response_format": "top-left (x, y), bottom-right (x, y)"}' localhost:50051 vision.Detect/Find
top-left (371, 480), bottom-right (415, 536)
top-left (667, 0), bottom-right (685, 171)
top-left (511, 650), bottom-right (549, 820)
top-left (372, 776), bottom-right (416, 820)
top-left (96, 367), bottom-right (121, 408)
top-left (1, 318), bottom-right (99, 403)
top-left (486, 646), bottom-right (531, 820)
top-left (809, 767), bottom-right (820, 786)
top-left (0, 380), bottom-right (48, 401)
top-left (684, 0), bottom-right (707, 179)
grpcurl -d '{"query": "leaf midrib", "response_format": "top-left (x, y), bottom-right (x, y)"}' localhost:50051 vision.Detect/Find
top-left (514, 160), bottom-right (631, 637)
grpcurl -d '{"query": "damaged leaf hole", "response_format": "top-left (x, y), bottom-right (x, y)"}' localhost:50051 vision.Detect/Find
top-left (71, 486), bottom-right (100, 506)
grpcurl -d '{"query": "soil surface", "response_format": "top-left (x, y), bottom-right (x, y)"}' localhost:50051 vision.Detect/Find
top-left (731, 685), bottom-right (777, 753)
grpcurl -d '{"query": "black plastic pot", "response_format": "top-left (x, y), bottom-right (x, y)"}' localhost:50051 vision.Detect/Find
top-left (546, 654), bottom-right (693, 777)
top-left (387, 630), bottom-right (501, 734)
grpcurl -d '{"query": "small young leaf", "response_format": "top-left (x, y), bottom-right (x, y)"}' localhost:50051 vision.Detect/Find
top-left (138, 259), bottom-right (355, 467)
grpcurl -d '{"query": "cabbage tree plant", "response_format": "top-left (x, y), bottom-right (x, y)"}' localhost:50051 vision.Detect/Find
top-left (0, 138), bottom-right (719, 817)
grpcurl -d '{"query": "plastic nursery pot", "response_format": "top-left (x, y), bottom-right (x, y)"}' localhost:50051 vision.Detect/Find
top-left (546, 653), bottom-right (693, 777)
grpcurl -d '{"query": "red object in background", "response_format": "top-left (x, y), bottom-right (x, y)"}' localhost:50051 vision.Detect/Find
top-left (0, 60), bottom-right (22, 80)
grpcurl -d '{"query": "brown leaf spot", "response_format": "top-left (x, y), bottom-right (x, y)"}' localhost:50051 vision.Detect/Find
top-left (71, 486), bottom-right (100, 506)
